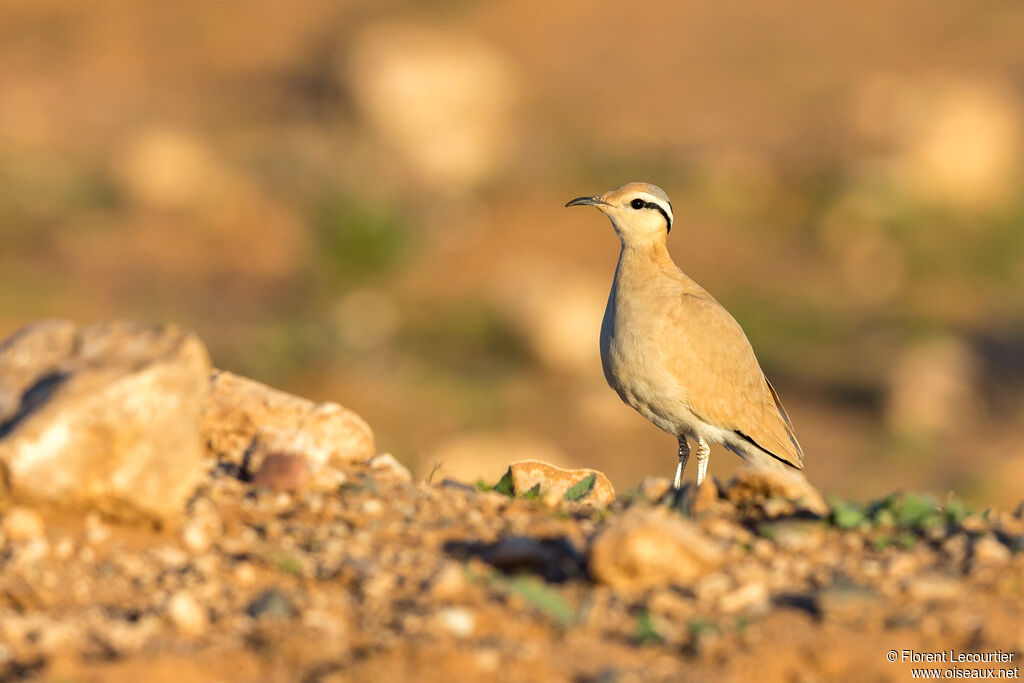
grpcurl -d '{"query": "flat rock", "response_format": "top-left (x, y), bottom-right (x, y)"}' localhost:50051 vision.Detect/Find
top-left (201, 370), bottom-right (375, 486)
top-left (724, 465), bottom-right (828, 517)
top-left (589, 507), bottom-right (724, 590)
top-left (0, 319), bottom-right (210, 520)
top-left (506, 460), bottom-right (615, 507)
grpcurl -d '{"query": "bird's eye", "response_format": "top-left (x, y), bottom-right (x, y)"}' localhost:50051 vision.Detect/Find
top-left (630, 198), bottom-right (645, 210)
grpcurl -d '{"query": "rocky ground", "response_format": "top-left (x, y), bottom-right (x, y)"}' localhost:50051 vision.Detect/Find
top-left (0, 320), bottom-right (1022, 682)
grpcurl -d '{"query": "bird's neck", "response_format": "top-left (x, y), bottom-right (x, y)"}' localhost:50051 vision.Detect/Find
top-left (616, 237), bottom-right (676, 275)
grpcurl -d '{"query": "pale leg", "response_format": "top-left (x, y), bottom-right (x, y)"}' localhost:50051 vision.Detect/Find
top-left (695, 437), bottom-right (710, 486)
top-left (673, 438), bottom-right (690, 490)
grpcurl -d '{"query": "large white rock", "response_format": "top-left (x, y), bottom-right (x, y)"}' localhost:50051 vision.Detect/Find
top-left (0, 319), bottom-right (211, 520)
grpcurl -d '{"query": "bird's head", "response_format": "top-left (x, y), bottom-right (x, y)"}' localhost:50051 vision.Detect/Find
top-left (565, 182), bottom-right (673, 246)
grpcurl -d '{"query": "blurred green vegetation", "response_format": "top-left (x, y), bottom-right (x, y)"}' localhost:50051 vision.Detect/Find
top-left (311, 190), bottom-right (414, 287)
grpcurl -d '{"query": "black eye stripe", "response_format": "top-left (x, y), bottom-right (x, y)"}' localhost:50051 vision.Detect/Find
top-left (643, 201), bottom-right (672, 232)
top-left (627, 196), bottom-right (673, 232)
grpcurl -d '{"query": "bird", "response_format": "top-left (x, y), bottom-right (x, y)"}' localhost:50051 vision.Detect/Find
top-left (566, 182), bottom-right (803, 489)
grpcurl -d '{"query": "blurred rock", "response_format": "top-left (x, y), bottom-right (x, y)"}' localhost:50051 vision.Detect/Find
top-left (506, 459), bottom-right (615, 507)
top-left (0, 319), bottom-right (210, 520)
top-left (724, 465), bottom-right (828, 517)
top-left (857, 77), bottom-right (1023, 209)
top-left (718, 581), bottom-right (768, 615)
top-left (201, 370), bottom-right (375, 487)
top-left (436, 607), bottom-right (475, 638)
top-left (493, 260), bottom-right (607, 377)
top-left (885, 336), bottom-right (982, 438)
top-left (166, 591), bottom-right (207, 637)
top-left (246, 588), bottom-right (295, 619)
top-left (906, 572), bottom-right (960, 602)
top-left (2, 506), bottom-right (46, 541)
top-left (111, 127), bottom-right (240, 211)
top-left (692, 478), bottom-right (721, 514)
top-left (346, 23), bottom-right (518, 193)
top-left (971, 534), bottom-right (1010, 567)
top-left (422, 432), bottom-right (572, 486)
top-left (638, 476), bottom-right (673, 503)
top-left (589, 507), bottom-right (724, 590)
top-left (367, 453), bottom-right (413, 483)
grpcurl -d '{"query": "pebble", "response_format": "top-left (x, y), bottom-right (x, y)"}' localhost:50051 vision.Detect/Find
top-left (718, 581), bottom-right (768, 614)
top-left (972, 534), bottom-right (1010, 565)
top-left (361, 499), bottom-right (384, 516)
top-left (907, 573), bottom-right (961, 602)
top-left (181, 520), bottom-right (211, 553)
top-left (2, 507), bottom-right (45, 541)
top-left (436, 607), bottom-right (476, 638)
top-left (428, 563), bottom-right (469, 601)
top-left (247, 588), bottom-right (295, 619)
top-left (167, 591), bottom-right (207, 636)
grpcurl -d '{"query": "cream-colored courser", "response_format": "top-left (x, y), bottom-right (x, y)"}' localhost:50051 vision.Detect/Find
top-left (566, 182), bottom-right (804, 489)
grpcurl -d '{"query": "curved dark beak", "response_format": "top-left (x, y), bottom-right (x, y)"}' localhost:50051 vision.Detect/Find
top-left (565, 195), bottom-right (609, 208)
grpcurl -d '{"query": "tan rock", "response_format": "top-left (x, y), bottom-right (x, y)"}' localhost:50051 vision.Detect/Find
top-left (718, 581), bottom-right (769, 614)
top-left (692, 478), bottom-right (721, 514)
top-left (506, 460), bottom-right (615, 507)
top-left (0, 320), bottom-right (210, 520)
top-left (589, 507), bottom-right (723, 590)
top-left (166, 590), bottom-right (207, 636)
top-left (1, 506), bottom-right (45, 541)
top-left (724, 465), bottom-right (828, 517)
top-left (638, 477), bottom-right (672, 503)
top-left (346, 23), bottom-right (518, 192)
top-left (367, 453), bottom-right (413, 483)
top-left (972, 535), bottom-right (1010, 566)
top-left (201, 370), bottom-right (375, 486)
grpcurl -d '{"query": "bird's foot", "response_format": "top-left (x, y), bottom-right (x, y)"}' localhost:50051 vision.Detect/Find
top-left (673, 439), bottom-right (690, 490)
top-left (695, 437), bottom-right (710, 486)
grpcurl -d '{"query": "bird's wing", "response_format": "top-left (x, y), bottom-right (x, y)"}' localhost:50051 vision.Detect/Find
top-left (658, 287), bottom-right (804, 469)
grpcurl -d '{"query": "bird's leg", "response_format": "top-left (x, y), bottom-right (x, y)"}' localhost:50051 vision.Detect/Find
top-left (695, 437), bottom-right (711, 486)
top-left (673, 438), bottom-right (690, 490)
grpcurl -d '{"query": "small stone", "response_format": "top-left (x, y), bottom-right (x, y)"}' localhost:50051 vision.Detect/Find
top-left (972, 534), bottom-right (1010, 566)
top-left (719, 581), bottom-right (768, 614)
top-left (251, 453), bottom-right (310, 493)
top-left (246, 588), bottom-right (295, 619)
top-left (817, 580), bottom-right (881, 621)
top-left (638, 477), bottom-right (672, 502)
top-left (233, 563), bottom-right (257, 585)
top-left (1, 507), bottom-right (45, 541)
top-left (761, 519), bottom-right (826, 552)
top-left (694, 572), bottom-right (732, 604)
top-left (427, 563), bottom-right (468, 600)
top-left (436, 606), bottom-right (475, 638)
top-left (167, 591), bottom-right (207, 636)
top-left (589, 507), bottom-right (723, 590)
top-left (367, 453), bottom-right (413, 483)
top-left (180, 520), bottom-right (211, 553)
top-left (84, 512), bottom-right (110, 545)
top-left (907, 573), bottom-right (960, 602)
top-left (725, 465), bottom-right (828, 516)
top-left (692, 478), bottom-right (720, 514)
top-left (506, 460), bottom-right (615, 507)
top-left (361, 499), bottom-right (384, 516)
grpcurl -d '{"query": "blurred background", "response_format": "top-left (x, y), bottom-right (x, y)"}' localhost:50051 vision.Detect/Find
top-left (1, 0), bottom-right (1022, 508)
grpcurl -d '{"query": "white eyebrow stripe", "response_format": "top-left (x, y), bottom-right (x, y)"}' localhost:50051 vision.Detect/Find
top-left (634, 193), bottom-right (673, 225)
